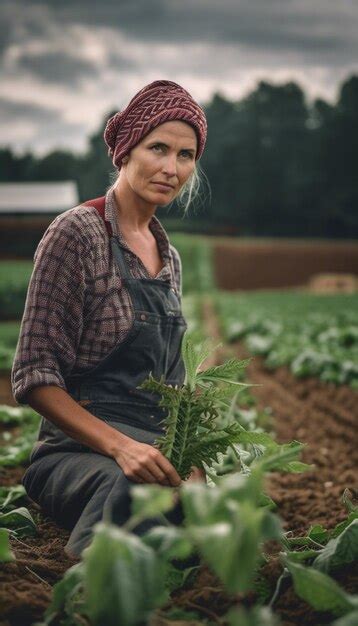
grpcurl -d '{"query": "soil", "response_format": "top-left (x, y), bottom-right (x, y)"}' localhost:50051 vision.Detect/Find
top-left (1, 301), bottom-right (357, 626)
top-left (213, 241), bottom-right (358, 290)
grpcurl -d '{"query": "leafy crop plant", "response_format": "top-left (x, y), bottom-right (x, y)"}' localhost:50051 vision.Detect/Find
top-left (139, 334), bottom-right (254, 480)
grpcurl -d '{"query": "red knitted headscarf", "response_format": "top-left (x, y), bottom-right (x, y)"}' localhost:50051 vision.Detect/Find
top-left (104, 79), bottom-right (207, 170)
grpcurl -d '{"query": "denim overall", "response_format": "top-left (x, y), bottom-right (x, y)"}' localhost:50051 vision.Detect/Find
top-left (22, 205), bottom-right (187, 557)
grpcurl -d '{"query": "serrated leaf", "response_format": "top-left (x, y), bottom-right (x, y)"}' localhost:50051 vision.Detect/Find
top-left (182, 334), bottom-right (215, 390)
top-left (197, 357), bottom-right (251, 384)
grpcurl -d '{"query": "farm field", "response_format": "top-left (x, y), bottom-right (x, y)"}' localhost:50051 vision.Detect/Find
top-left (0, 288), bottom-right (357, 625)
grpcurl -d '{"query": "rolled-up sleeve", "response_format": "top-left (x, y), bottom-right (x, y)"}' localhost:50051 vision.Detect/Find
top-left (11, 216), bottom-right (88, 405)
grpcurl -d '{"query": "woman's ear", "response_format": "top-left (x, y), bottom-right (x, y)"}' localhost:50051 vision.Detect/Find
top-left (122, 155), bottom-right (129, 165)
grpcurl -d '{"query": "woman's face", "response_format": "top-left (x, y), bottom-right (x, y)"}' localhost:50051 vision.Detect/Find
top-left (121, 120), bottom-right (197, 206)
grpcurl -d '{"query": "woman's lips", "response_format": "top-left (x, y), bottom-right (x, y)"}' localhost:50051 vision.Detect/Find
top-left (152, 182), bottom-right (174, 191)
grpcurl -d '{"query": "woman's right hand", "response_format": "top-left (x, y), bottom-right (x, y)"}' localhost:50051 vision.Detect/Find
top-left (113, 438), bottom-right (182, 487)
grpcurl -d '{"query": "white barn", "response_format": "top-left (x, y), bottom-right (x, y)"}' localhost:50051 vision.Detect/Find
top-left (0, 181), bottom-right (79, 258)
top-left (0, 181), bottom-right (78, 214)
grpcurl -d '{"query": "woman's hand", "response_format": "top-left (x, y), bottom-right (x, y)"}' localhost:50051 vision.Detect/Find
top-left (113, 438), bottom-right (182, 487)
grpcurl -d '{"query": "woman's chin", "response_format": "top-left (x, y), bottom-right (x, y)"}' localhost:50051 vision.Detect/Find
top-left (150, 193), bottom-right (175, 206)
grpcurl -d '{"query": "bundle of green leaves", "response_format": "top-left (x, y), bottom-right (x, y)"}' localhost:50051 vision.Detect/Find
top-left (139, 334), bottom-right (254, 480)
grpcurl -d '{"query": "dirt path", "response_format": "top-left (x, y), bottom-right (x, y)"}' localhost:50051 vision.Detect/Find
top-left (193, 297), bottom-right (358, 625)
top-left (234, 346), bottom-right (358, 536)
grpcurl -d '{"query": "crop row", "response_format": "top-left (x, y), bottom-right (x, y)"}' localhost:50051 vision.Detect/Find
top-left (214, 291), bottom-right (358, 388)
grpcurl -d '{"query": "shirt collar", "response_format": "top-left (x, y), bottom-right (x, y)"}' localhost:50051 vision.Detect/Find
top-left (104, 185), bottom-right (171, 262)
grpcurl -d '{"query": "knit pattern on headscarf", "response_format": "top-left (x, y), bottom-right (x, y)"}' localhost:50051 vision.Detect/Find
top-left (104, 79), bottom-right (207, 170)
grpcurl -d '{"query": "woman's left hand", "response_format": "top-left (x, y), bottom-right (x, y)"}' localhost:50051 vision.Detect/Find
top-left (185, 466), bottom-right (206, 482)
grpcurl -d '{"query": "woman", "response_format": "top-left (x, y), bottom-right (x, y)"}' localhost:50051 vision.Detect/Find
top-left (11, 80), bottom-right (208, 558)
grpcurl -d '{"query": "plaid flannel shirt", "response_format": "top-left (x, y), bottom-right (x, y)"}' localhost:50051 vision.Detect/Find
top-left (11, 185), bottom-right (182, 405)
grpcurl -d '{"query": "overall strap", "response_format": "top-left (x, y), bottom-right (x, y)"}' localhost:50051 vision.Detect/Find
top-left (83, 195), bottom-right (132, 280)
top-left (82, 196), bottom-right (112, 236)
top-left (110, 238), bottom-right (132, 280)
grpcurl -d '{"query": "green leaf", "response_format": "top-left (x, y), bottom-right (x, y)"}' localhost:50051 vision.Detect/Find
top-left (308, 524), bottom-right (330, 544)
top-left (181, 471), bottom-right (263, 526)
top-left (43, 563), bottom-right (85, 623)
top-left (181, 474), bottom-right (281, 593)
top-left (187, 505), bottom-right (273, 595)
top-left (0, 422), bottom-right (39, 467)
top-left (283, 549), bottom-right (319, 563)
top-left (197, 357), bottom-right (251, 384)
top-left (182, 334), bottom-right (215, 390)
top-left (161, 605), bottom-right (202, 621)
top-left (313, 520), bottom-right (358, 573)
top-left (83, 522), bottom-right (168, 626)
top-left (228, 427), bottom-right (276, 448)
top-left (225, 605), bottom-right (280, 626)
top-left (259, 441), bottom-right (313, 474)
top-left (130, 484), bottom-right (175, 519)
top-left (285, 558), bottom-right (358, 616)
top-left (0, 485), bottom-right (26, 511)
top-left (342, 489), bottom-right (357, 514)
top-left (142, 526), bottom-right (193, 560)
top-left (0, 506), bottom-right (37, 537)
top-left (0, 404), bottom-right (40, 425)
top-left (331, 512), bottom-right (358, 538)
top-left (0, 528), bottom-right (15, 562)
top-left (332, 610), bottom-right (358, 626)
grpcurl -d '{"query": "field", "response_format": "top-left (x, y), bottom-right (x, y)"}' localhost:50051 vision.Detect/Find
top-left (0, 246), bottom-right (357, 626)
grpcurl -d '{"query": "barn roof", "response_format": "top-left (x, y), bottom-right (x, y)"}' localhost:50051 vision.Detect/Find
top-left (0, 181), bottom-right (79, 213)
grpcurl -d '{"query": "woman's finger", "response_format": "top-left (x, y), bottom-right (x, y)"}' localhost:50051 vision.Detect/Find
top-left (146, 460), bottom-right (171, 485)
top-left (135, 465), bottom-right (159, 484)
top-left (155, 455), bottom-right (182, 487)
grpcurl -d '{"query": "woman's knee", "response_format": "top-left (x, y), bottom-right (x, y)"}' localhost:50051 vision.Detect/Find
top-left (21, 462), bottom-right (42, 503)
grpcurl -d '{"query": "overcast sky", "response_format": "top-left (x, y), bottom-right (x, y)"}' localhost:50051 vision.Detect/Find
top-left (1, 0), bottom-right (357, 156)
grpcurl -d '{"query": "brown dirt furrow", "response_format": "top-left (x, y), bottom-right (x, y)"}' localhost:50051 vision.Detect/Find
top-left (235, 348), bottom-right (358, 538)
top-left (0, 469), bottom-right (77, 626)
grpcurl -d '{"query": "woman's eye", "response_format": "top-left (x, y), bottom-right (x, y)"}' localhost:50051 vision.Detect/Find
top-left (180, 151), bottom-right (193, 159)
top-left (152, 144), bottom-right (164, 152)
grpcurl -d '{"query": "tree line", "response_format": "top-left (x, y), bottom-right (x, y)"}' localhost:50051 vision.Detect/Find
top-left (1, 75), bottom-right (357, 238)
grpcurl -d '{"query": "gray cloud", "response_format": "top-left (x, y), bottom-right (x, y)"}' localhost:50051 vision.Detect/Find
top-left (19, 0), bottom-right (358, 56)
top-left (0, 96), bottom-right (88, 153)
top-left (17, 51), bottom-right (99, 85)
top-left (1, 1), bottom-right (357, 61)
top-left (0, 97), bottom-right (60, 123)
top-left (0, 0), bottom-right (357, 154)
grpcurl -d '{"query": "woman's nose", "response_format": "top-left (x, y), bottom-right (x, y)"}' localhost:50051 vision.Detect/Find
top-left (162, 154), bottom-right (177, 177)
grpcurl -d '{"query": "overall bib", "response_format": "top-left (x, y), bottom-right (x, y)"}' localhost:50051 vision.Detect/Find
top-left (22, 197), bottom-right (187, 557)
